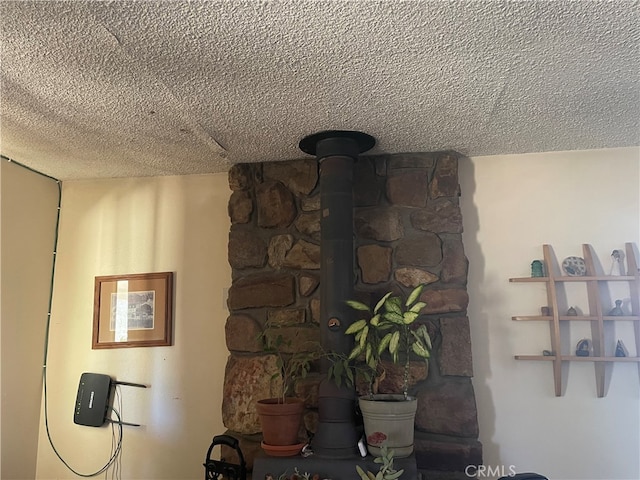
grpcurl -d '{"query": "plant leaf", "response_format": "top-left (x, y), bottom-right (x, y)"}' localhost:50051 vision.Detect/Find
top-left (345, 319), bottom-right (367, 335)
top-left (412, 341), bottom-right (430, 358)
top-left (378, 332), bottom-right (393, 355)
top-left (382, 312), bottom-right (404, 324)
top-left (417, 324), bottom-right (432, 350)
top-left (374, 292), bottom-right (393, 314)
top-left (386, 469), bottom-right (404, 480)
top-left (359, 325), bottom-right (369, 349)
top-left (403, 311), bottom-right (419, 324)
top-left (347, 300), bottom-right (371, 312)
top-left (355, 465), bottom-right (369, 480)
top-left (385, 296), bottom-right (402, 315)
top-left (409, 301), bottom-right (426, 313)
top-left (348, 344), bottom-right (363, 360)
top-left (366, 344), bottom-right (376, 369)
top-left (406, 284), bottom-right (425, 306)
top-left (346, 366), bottom-right (354, 385)
top-left (389, 330), bottom-right (400, 355)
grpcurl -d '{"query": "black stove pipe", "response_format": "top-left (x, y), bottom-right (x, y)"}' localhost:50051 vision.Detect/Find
top-left (299, 130), bottom-right (375, 459)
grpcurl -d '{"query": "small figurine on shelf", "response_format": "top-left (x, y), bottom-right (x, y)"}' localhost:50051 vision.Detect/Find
top-left (566, 306), bottom-right (578, 316)
top-left (609, 250), bottom-right (625, 276)
top-left (576, 338), bottom-right (592, 357)
top-left (531, 260), bottom-right (545, 277)
top-left (541, 306), bottom-right (552, 316)
top-left (608, 300), bottom-right (624, 316)
top-left (615, 340), bottom-right (629, 357)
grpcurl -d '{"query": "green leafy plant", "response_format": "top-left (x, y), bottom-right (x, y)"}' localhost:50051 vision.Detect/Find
top-left (356, 444), bottom-right (404, 480)
top-left (344, 284), bottom-right (432, 398)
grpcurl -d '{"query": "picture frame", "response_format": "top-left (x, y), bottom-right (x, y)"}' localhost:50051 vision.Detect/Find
top-left (92, 272), bottom-right (174, 349)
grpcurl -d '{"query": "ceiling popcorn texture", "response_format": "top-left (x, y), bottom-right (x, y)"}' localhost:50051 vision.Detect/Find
top-left (1, 0), bottom-right (638, 180)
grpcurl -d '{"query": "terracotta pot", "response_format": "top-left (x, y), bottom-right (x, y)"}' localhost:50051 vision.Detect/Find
top-left (256, 397), bottom-right (305, 447)
top-left (358, 394), bottom-right (417, 458)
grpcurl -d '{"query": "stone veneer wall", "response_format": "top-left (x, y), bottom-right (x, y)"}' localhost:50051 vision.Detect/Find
top-left (222, 152), bottom-right (482, 478)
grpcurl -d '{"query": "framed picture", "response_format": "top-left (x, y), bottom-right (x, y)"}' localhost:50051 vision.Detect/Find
top-left (92, 272), bottom-right (173, 349)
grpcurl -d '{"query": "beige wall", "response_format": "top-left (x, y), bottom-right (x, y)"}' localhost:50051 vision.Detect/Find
top-left (460, 147), bottom-right (640, 480)
top-left (34, 174), bottom-right (231, 479)
top-left (1, 161), bottom-right (60, 480)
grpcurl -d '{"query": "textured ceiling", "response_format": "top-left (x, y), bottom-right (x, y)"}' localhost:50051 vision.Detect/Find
top-left (1, 0), bottom-right (638, 180)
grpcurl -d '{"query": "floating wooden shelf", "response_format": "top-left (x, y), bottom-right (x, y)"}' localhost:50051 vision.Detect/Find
top-left (510, 243), bottom-right (640, 397)
top-left (515, 355), bottom-right (640, 363)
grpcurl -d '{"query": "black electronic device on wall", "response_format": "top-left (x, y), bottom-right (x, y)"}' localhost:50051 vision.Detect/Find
top-left (74, 372), bottom-right (146, 427)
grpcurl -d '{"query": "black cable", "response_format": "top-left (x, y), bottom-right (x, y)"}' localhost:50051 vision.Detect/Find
top-left (43, 393), bottom-right (123, 478)
top-left (108, 388), bottom-right (123, 480)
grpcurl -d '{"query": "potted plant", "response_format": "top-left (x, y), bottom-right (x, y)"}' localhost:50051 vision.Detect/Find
top-left (343, 284), bottom-right (432, 458)
top-left (256, 324), bottom-right (320, 456)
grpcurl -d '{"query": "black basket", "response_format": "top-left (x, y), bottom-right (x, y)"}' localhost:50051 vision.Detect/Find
top-left (203, 434), bottom-right (246, 480)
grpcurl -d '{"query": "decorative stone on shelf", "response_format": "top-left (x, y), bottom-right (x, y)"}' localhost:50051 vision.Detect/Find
top-left (608, 300), bottom-right (624, 316)
top-left (531, 260), bottom-right (545, 277)
top-left (542, 350), bottom-right (553, 356)
top-left (609, 249), bottom-right (625, 276)
top-left (562, 256), bottom-right (587, 276)
top-left (566, 307), bottom-right (578, 316)
top-left (576, 339), bottom-right (592, 357)
top-left (615, 340), bottom-right (629, 357)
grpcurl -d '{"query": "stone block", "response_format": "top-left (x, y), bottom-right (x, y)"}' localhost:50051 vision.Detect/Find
top-left (386, 171), bottom-right (429, 207)
top-left (267, 234), bottom-right (294, 269)
top-left (264, 325), bottom-right (321, 354)
top-left (415, 380), bottom-right (479, 437)
top-left (228, 228), bottom-right (267, 269)
top-left (355, 207), bottom-right (404, 241)
top-left (394, 267), bottom-right (439, 288)
top-left (256, 181), bottom-right (296, 228)
top-left (441, 236), bottom-right (468, 285)
top-left (353, 157), bottom-right (382, 206)
top-left (294, 211), bottom-right (321, 237)
top-left (357, 244), bottom-right (392, 284)
top-left (376, 359), bottom-right (429, 394)
top-left (388, 153), bottom-right (436, 170)
top-left (411, 198), bottom-right (462, 233)
top-left (310, 298), bottom-right (320, 324)
top-left (263, 159), bottom-right (318, 196)
top-left (283, 239), bottom-right (320, 269)
top-left (228, 190), bottom-right (253, 224)
top-left (439, 317), bottom-right (473, 377)
top-left (267, 308), bottom-right (306, 326)
top-left (299, 274), bottom-right (319, 296)
top-left (228, 163), bottom-right (255, 191)
top-left (395, 233), bottom-right (442, 267)
top-left (420, 289), bottom-right (469, 314)
top-left (228, 273), bottom-right (295, 310)
top-left (222, 354), bottom-right (281, 434)
top-left (301, 193), bottom-right (320, 211)
top-left (225, 314), bottom-right (263, 352)
top-left (430, 154), bottom-right (459, 199)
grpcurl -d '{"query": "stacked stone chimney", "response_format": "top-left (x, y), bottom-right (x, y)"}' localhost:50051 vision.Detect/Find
top-left (222, 152), bottom-right (482, 478)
